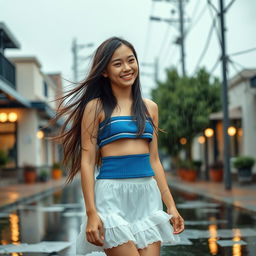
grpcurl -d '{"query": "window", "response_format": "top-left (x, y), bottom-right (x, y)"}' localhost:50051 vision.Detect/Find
top-left (43, 81), bottom-right (48, 97)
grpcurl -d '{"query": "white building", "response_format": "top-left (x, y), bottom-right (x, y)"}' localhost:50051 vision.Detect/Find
top-left (0, 23), bottom-right (63, 182)
top-left (193, 69), bottom-right (256, 174)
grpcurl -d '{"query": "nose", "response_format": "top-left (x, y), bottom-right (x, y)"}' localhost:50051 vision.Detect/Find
top-left (123, 62), bottom-right (131, 71)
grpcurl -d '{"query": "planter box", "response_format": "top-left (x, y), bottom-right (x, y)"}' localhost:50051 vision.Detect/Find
top-left (238, 168), bottom-right (252, 183)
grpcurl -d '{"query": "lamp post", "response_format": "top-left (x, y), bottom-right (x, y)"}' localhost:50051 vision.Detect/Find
top-left (204, 128), bottom-right (214, 181)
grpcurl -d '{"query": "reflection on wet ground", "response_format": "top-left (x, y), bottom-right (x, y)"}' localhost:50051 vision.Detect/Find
top-left (0, 179), bottom-right (256, 255)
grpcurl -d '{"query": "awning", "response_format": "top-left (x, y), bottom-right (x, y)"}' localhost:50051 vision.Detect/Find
top-left (0, 79), bottom-right (31, 107)
top-left (31, 101), bottom-right (65, 126)
top-left (209, 107), bottom-right (242, 120)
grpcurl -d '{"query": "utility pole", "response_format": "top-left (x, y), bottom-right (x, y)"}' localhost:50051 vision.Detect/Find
top-left (151, 0), bottom-right (187, 77)
top-left (178, 0), bottom-right (186, 76)
top-left (72, 38), bottom-right (94, 82)
top-left (219, 0), bottom-right (232, 190)
top-left (72, 38), bottom-right (78, 82)
top-left (154, 57), bottom-right (159, 83)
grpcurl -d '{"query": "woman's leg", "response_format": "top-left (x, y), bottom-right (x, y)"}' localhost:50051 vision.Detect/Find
top-left (104, 240), bottom-right (140, 256)
top-left (138, 241), bottom-right (161, 256)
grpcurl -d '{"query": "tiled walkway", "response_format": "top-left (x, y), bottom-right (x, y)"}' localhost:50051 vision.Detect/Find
top-left (166, 173), bottom-right (256, 213)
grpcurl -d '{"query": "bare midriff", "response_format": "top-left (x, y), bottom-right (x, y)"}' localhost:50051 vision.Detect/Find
top-left (100, 138), bottom-right (150, 157)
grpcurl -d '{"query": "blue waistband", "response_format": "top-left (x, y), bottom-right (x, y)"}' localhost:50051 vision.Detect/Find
top-left (96, 153), bottom-right (155, 179)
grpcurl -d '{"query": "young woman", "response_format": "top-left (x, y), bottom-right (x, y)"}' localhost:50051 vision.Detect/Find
top-left (54, 37), bottom-right (184, 256)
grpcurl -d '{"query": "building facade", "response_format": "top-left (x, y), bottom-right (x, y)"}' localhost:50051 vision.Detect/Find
top-left (193, 69), bottom-right (256, 174)
top-left (0, 23), bottom-right (63, 182)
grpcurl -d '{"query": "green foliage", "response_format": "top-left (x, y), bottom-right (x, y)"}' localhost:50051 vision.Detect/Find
top-left (233, 156), bottom-right (255, 169)
top-left (176, 159), bottom-right (196, 171)
top-left (0, 150), bottom-right (8, 167)
top-left (151, 67), bottom-right (221, 158)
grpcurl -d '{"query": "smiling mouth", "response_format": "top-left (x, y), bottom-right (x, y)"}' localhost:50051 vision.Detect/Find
top-left (120, 73), bottom-right (134, 79)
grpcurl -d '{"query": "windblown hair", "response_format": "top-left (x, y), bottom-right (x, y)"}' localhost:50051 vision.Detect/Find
top-left (51, 36), bottom-right (161, 184)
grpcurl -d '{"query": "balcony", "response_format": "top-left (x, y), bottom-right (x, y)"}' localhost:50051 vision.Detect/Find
top-left (0, 52), bottom-right (16, 89)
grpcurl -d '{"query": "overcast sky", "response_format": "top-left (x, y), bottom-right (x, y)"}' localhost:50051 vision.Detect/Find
top-left (1, 0), bottom-right (256, 98)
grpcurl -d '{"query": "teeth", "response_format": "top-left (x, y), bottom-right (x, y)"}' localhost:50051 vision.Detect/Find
top-left (122, 74), bottom-right (133, 78)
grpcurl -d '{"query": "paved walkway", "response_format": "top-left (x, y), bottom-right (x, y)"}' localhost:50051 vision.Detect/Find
top-left (166, 173), bottom-right (256, 213)
top-left (0, 177), bottom-right (67, 211)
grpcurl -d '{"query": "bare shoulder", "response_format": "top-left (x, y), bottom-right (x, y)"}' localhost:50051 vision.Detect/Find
top-left (82, 98), bottom-right (103, 124)
top-left (142, 97), bottom-right (158, 119)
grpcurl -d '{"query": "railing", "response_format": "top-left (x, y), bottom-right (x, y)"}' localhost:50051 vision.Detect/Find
top-left (0, 52), bottom-right (16, 89)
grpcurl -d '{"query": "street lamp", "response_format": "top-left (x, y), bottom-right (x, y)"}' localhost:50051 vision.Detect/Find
top-left (204, 128), bottom-right (214, 180)
top-left (37, 130), bottom-right (44, 139)
top-left (180, 137), bottom-right (187, 145)
top-left (0, 113), bottom-right (8, 122)
top-left (228, 126), bottom-right (236, 136)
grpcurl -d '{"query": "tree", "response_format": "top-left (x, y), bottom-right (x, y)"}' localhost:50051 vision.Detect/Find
top-left (151, 68), bottom-right (221, 160)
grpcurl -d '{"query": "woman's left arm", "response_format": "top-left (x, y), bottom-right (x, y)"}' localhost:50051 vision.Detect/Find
top-left (148, 100), bottom-right (185, 234)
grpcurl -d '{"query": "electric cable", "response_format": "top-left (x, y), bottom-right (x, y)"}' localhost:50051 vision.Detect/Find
top-left (229, 47), bottom-right (256, 57)
top-left (207, 1), bottom-right (222, 45)
top-left (193, 16), bottom-right (217, 74)
top-left (185, 2), bottom-right (208, 36)
top-left (225, 0), bottom-right (236, 12)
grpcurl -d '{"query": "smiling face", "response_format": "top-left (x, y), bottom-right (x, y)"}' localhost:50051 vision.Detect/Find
top-left (102, 44), bottom-right (139, 88)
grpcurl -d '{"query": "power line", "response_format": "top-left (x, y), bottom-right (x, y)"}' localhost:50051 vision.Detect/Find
top-left (229, 47), bottom-right (256, 57)
top-left (209, 56), bottom-right (221, 75)
top-left (193, 15), bottom-right (217, 74)
top-left (185, 2), bottom-right (208, 36)
top-left (207, 1), bottom-right (222, 45)
top-left (225, 0), bottom-right (236, 11)
top-left (207, 0), bottom-right (218, 13)
top-left (157, 23), bottom-right (172, 62)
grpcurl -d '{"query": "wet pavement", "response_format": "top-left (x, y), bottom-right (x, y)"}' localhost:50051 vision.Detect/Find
top-left (0, 177), bottom-right (256, 255)
top-left (166, 173), bottom-right (256, 213)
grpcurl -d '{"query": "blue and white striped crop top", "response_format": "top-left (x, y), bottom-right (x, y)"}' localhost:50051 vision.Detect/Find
top-left (97, 116), bottom-right (154, 148)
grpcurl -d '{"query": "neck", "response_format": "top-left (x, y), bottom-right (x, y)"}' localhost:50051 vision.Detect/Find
top-left (110, 83), bottom-right (133, 103)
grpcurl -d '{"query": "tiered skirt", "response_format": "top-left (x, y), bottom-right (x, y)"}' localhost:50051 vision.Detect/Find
top-left (76, 177), bottom-right (180, 255)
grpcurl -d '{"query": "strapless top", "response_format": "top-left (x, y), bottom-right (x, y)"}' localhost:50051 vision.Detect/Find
top-left (97, 115), bottom-right (154, 148)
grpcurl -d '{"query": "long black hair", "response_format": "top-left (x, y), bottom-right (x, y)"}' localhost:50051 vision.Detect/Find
top-left (51, 36), bottom-right (158, 183)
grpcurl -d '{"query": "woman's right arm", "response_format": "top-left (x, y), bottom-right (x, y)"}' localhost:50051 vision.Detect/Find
top-left (80, 99), bottom-right (104, 246)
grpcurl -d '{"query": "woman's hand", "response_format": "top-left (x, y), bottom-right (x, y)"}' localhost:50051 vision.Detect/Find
top-left (167, 207), bottom-right (185, 234)
top-left (86, 212), bottom-right (105, 246)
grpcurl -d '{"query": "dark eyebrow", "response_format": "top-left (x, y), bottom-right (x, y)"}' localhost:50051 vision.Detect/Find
top-left (111, 55), bottom-right (135, 63)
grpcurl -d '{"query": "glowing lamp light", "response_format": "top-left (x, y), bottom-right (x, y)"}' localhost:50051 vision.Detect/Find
top-left (8, 112), bottom-right (18, 122)
top-left (204, 128), bottom-right (214, 138)
top-left (0, 113), bottom-right (8, 122)
top-left (180, 137), bottom-right (187, 145)
top-left (198, 136), bottom-right (205, 144)
top-left (228, 126), bottom-right (236, 136)
top-left (37, 130), bottom-right (44, 139)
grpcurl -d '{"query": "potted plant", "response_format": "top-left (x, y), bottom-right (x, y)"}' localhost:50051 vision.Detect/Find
top-left (177, 160), bottom-right (197, 182)
top-left (23, 164), bottom-right (37, 184)
top-left (52, 162), bottom-right (62, 180)
top-left (39, 169), bottom-right (49, 182)
top-left (0, 150), bottom-right (8, 167)
top-left (193, 160), bottom-right (202, 179)
top-left (233, 156), bottom-right (255, 183)
top-left (209, 161), bottom-right (223, 182)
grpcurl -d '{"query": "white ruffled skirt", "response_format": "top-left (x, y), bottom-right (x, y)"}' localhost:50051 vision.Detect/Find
top-left (76, 177), bottom-right (180, 255)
